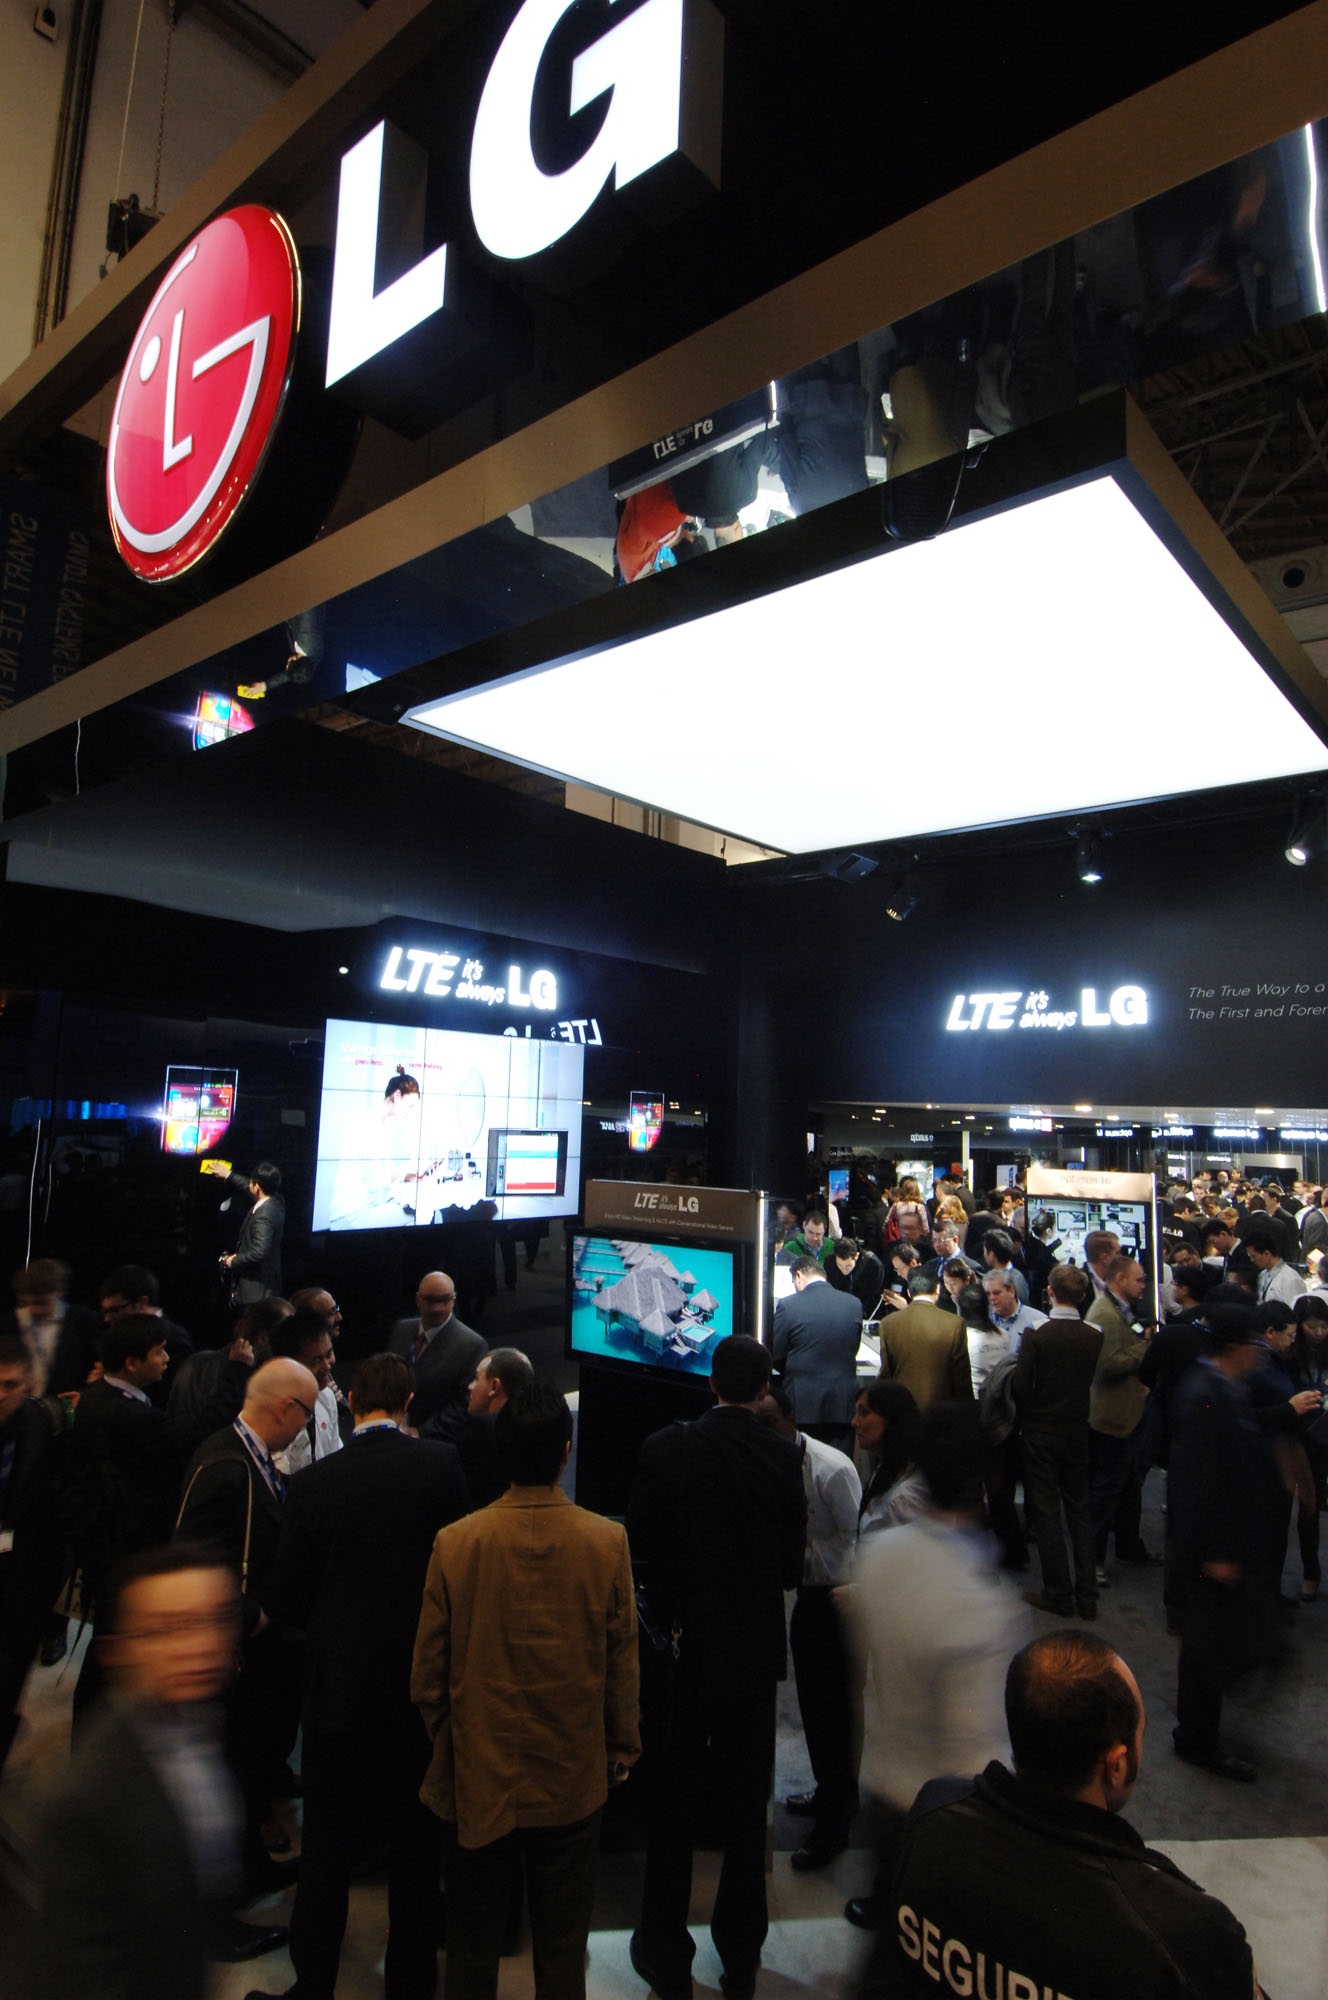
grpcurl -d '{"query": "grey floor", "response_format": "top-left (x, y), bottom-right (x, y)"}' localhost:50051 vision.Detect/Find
top-left (3, 1230), bottom-right (1326, 1997)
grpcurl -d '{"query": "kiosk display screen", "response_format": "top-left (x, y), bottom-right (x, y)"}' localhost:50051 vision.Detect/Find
top-left (312, 1019), bottom-right (584, 1230)
top-left (569, 1232), bottom-right (737, 1379)
top-left (1050, 1199), bottom-right (1148, 1267)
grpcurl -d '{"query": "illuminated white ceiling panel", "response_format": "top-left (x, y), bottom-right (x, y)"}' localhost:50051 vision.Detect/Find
top-left (404, 475), bottom-right (1328, 853)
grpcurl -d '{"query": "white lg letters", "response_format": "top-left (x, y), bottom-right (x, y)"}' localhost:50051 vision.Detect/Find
top-left (470, 0), bottom-right (689, 260)
top-left (326, 0), bottom-right (716, 386)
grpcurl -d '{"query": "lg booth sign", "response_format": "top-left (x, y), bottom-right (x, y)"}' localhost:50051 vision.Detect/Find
top-left (106, 207), bottom-right (300, 582)
top-left (107, 0), bottom-right (721, 578)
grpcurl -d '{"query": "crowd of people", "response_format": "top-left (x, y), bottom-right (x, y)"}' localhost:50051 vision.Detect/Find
top-left (0, 1151), bottom-right (1309, 1999)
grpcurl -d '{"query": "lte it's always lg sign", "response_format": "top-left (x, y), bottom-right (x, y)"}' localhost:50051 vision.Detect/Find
top-left (106, 207), bottom-right (300, 583)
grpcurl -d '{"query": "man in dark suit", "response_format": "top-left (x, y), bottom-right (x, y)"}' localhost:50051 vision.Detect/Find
top-left (0, 1334), bottom-right (65, 1775)
top-left (422, 1344), bottom-right (533, 1509)
top-left (251, 1352), bottom-right (470, 2000)
top-left (220, 1163), bottom-right (287, 1303)
top-left (32, 1543), bottom-right (285, 1999)
top-left (0, 1256), bottom-right (99, 1397)
top-left (627, 1336), bottom-right (805, 2000)
top-left (772, 1254), bottom-right (863, 1451)
top-left (175, 1357), bottom-right (317, 1895)
top-left (69, 1313), bottom-right (246, 1721)
top-left (389, 1269), bottom-right (486, 1428)
top-left (1011, 1263), bottom-right (1103, 1619)
top-left (1170, 1306), bottom-right (1285, 1783)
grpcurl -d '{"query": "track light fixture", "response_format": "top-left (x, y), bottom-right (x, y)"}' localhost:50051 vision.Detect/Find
top-left (884, 870), bottom-right (919, 921)
top-left (1285, 795), bottom-right (1324, 866)
top-left (1075, 831), bottom-right (1104, 885)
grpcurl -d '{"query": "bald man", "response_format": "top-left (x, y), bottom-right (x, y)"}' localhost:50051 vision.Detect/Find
top-left (389, 1270), bottom-right (486, 1427)
top-left (176, 1357), bottom-right (318, 1898)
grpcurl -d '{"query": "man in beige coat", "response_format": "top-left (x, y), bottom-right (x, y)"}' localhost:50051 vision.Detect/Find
top-left (411, 1382), bottom-right (640, 2000)
top-left (1087, 1255), bottom-right (1156, 1576)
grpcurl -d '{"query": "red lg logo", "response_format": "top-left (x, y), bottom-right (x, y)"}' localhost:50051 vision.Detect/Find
top-left (106, 206), bottom-right (300, 583)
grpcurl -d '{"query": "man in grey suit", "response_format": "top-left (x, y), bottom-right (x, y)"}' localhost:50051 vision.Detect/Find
top-left (772, 1254), bottom-right (863, 1451)
top-left (389, 1270), bottom-right (486, 1428)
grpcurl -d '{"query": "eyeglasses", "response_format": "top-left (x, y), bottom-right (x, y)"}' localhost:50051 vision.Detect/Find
top-left (419, 1292), bottom-right (454, 1304)
top-left (119, 1610), bottom-right (242, 1642)
top-left (289, 1396), bottom-right (316, 1418)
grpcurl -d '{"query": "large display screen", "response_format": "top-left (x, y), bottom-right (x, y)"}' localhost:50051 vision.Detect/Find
top-left (312, 1019), bottom-right (585, 1230)
top-left (569, 1233), bottom-right (736, 1379)
top-left (162, 1066), bottom-right (238, 1155)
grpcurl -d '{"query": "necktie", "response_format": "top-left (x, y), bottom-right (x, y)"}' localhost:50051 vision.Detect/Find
top-left (412, 1327), bottom-right (427, 1363)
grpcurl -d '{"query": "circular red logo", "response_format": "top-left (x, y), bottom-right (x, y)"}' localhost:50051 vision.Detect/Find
top-left (106, 206), bottom-right (300, 583)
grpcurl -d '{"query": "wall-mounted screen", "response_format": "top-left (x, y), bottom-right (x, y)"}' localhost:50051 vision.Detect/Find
top-left (312, 1019), bottom-right (584, 1231)
top-left (162, 1066), bottom-right (238, 1155)
top-left (629, 1091), bottom-right (664, 1152)
top-left (569, 1233), bottom-right (737, 1380)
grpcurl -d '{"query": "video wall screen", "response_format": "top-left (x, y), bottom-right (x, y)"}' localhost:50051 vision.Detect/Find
top-left (312, 1019), bottom-right (585, 1231)
top-left (569, 1233), bottom-right (737, 1380)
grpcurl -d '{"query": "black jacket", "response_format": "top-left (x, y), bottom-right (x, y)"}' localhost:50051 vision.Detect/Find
top-left (226, 1177), bottom-right (285, 1302)
top-left (175, 1424), bottom-right (285, 1636)
top-left (627, 1404), bottom-right (805, 1689)
top-left (70, 1372), bottom-right (241, 1593)
top-left (0, 1398), bottom-right (66, 1690)
top-left (266, 1426), bottom-right (469, 1735)
top-left (878, 1761), bottom-right (1256, 1999)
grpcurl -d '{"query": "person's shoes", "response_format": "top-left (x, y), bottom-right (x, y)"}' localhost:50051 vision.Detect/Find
top-left (39, 1630), bottom-right (68, 1667)
top-left (1173, 1740), bottom-right (1257, 1782)
top-left (1022, 1590), bottom-right (1074, 1617)
top-left (844, 1897), bottom-right (885, 1931)
top-left (242, 1990), bottom-right (296, 2000)
top-left (720, 1972), bottom-right (757, 1999)
top-left (1075, 1596), bottom-right (1099, 1621)
top-left (783, 1790), bottom-right (818, 1817)
top-left (209, 1917), bottom-right (289, 1962)
top-left (1300, 1580), bottom-right (1320, 1602)
top-left (790, 1837), bottom-right (846, 1871)
top-left (629, 1934), bottom-right (693, 2000)
top-left (1116, 1546), bottom-right (1161, 1566)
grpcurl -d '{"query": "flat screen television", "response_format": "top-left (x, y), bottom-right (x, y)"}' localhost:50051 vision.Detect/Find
top-left (568, 1232), bottom-right (738, 1380)
top-left (312, 1018), bottom-right (585, 1231)
top-left (1049, 1198), bottom-right (1149, 1267)
top-left (162, 1066), bottom-right (238, 1155)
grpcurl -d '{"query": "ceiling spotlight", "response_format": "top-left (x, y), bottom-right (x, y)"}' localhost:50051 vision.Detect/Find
top-left (1075, 831), bottom-right (1104, 884)
top-left (884, 870), bottom-right (918, 922)
top-left (1285, 795), bottom-right (1323, 866)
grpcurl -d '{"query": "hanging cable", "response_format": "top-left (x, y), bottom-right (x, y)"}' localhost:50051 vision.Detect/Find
top-left (152, 0), bottom-right (177, 213)
top-left (74, 716), bottom-right (81, 796)
top-left (24, 1117), bottom-right (42, 1266)
top-left (113, 0), bottom-right (150, 203)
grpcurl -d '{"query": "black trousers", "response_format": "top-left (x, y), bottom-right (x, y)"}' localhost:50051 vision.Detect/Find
top-left (1089, 1429), bottom-right (1145, 1561)
top-left (637, 1673), bottom-right (776, 1989)
top-left (789, 1585), bottom-right (859, 1843)
top-left (1022, 1427), bottom-right (1096, 1604)
top-left (441, 1810), bottom-right (601, 2000)
top-left (227, 1627), bottom-right (303, 1888)
top-left (291, 1721), bottom-right (440, 2000)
